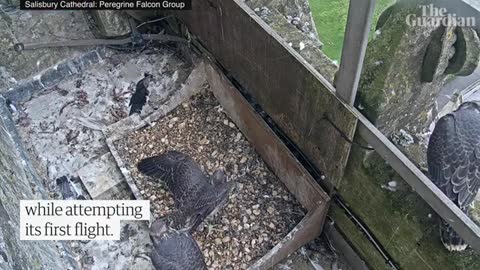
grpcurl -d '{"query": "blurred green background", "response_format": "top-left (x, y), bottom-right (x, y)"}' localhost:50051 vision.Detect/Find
top-left (309, 0), bottom-right (396, 61)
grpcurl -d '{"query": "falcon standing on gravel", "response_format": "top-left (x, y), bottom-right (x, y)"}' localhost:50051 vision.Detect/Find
top-left (150, 215), bottom-right (207, 270)
top-left (137, 150), bottom-right (232, 230)
top-left (427, 101), bottom-right (480, 251)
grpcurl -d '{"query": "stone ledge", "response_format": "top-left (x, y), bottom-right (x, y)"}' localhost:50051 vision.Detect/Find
top-left (245, 0), bottom-right (338, 83)
top-left (0, 9), bottom-right (93, 90)
top-left (2, 48), bottom-right (105, 103)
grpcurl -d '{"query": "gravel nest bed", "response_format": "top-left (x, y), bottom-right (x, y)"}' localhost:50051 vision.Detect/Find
top-left (115, 89), bottom-right (305, 269)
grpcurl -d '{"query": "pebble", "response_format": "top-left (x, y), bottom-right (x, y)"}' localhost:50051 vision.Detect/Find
top-left (388, 181), bottom-right (397, 188)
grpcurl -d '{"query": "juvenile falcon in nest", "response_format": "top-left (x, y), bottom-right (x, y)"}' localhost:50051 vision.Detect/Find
top-left (149, 213), bottom-right (207, 270)
top-left (137, 150), bottom-right (232, 230)
top-left (427, 101), bottom-right (480, 251)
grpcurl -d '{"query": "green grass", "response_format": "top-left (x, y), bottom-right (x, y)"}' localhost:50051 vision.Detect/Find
top-left (309, 0), bottom-right (396, 61)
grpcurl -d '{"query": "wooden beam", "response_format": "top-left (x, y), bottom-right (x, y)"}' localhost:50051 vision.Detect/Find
top-left (175, 0), bottom-right (358, 186)
top-left (356, 111), bottom-right (480, 252)
top-left (248, 204), bottom-right (327, 270)
top-left (336, 0), bottom-right (376, 105)
top-left (206, 63), bottom-right (329, 211)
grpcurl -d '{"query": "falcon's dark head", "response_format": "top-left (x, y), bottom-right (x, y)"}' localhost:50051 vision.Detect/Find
top-left (457, 101), bottom-right (480, 112)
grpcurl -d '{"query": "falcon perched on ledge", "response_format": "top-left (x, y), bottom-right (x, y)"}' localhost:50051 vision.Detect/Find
top-left (427, 101), bottom-right (480, 251)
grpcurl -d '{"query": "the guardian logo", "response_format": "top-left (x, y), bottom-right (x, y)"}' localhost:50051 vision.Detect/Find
top-left (406, 4), bottom-right (476, 27)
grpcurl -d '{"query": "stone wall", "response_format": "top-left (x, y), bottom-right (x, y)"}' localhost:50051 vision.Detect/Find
top-left (242, 0), bottom-right (338, 82)
top-left (335, 0), bottom-right (480, 269)
top-left (0, 98), bottom-right (76, 269)
top-left (0, 8), bottom-right (92, 91)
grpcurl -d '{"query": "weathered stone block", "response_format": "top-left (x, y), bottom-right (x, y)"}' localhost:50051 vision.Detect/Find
top-left (0, 98), bottom-right (76, 270)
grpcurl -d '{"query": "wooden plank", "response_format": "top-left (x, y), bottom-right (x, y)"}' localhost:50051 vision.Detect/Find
top-left (175, 0), bottom-right (358, 187)
top-left (206, 63), bottom-right (329, 211)
top-left (356, 111), bottom-right (480, 252)
top-left (336, 0), bottom-right (376, 105)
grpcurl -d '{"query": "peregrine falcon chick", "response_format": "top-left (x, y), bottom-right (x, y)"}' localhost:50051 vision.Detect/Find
top-left (150, 215), bottom-right (207, 270)
top-left (137, 150), bottom-right (232, 230)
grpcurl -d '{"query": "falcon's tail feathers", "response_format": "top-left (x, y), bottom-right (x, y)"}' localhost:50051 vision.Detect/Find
top-left (440, 221), bottom-right (468, 252)
top-left (137, 156), bottom-right (167, 179)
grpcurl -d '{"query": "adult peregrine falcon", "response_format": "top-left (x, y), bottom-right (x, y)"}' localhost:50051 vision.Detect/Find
top-left (137, 150), bottom-right (232, 230)
top-left (150, 215), bottom-right (207, 270)
top-left (427, 101), bottom-right (480, 251)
